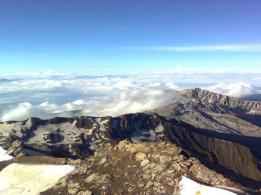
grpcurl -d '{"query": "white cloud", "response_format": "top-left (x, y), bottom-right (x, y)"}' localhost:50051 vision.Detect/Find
top-left (0, 72), bottom-right (261, 121)
top-left (0, 88), bottom-right (178, 121)
top-left (1, 103), bottom-right (33, 122)
top-left (205, 83), bottom-right (261, 97)
top-left (148, 66), bottom-right (261, 74)
top-left (128, 44), bottom-right (261, 52)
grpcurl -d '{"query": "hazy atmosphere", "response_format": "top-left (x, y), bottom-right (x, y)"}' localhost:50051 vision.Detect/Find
top-left (1, 0), bottom-right (261, 121)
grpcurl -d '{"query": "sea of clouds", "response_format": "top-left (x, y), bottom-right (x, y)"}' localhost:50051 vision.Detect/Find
top-left (0, 71), bottom-right (261, 122)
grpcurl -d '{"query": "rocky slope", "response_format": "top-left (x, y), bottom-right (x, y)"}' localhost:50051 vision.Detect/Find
top-left (42, 141), bottom-right (247, 195)
top-left (0, 88), bottom-right (261, 192)
top-left (0, 113), bottom-right (261, 189)
top-left (153, 88), bottom-right (261, 136)
top-left (0, 114), bottom-right (169, 158)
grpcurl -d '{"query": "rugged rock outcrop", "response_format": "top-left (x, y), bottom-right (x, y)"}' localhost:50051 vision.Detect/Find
top-left (182, 88), bottom-right (261, 111)
top-left (0, 114), bottom-right (168, 158)
top-left (153, 88), bottom-right (261, 136)
top-left (42, 141), bottom-right (246, 195)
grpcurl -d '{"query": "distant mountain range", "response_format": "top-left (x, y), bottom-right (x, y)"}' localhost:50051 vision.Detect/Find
top-left (153, 88), bottom-right (261, 136)
top-left (1, 88), bottom-right (261, 192)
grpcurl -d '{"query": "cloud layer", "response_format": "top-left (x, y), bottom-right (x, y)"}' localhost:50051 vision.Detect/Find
top-left (205, 83), bottom-right (261, 97)
top-left (128, 44), bottom-right (261, 52)
top-left (0, 71), bottom-right (261, 122)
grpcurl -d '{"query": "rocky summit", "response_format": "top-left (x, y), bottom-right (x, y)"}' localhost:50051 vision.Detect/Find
top-left (42, 141), bottom-right (245, 195)
top-left (0, 88), bottom-right (261, 194)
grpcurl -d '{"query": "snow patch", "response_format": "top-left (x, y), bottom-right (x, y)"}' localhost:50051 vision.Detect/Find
top-left (0, 147), bottom-right (13, 162)
top-left (0, 163), bottom-right (74, 195)
top-left (180, 176), bottom-right (236, 195)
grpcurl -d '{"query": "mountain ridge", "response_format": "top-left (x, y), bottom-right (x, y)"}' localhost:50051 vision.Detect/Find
top-left (1, 88), bottom-right (261, 190)
top-left (181, 88), bottom-right (261, 110)
top-left (1, 113), bottom-right (261, 188)
top-left (152, 88), bottom-right (261, 136)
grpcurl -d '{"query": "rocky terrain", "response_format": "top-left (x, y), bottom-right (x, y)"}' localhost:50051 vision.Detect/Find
top-left (42, 140), bottom-right (247, 195)
top-left (153, 88), bottom-right (261, 136)
top-left (0, 88), bottom-right (261, 194)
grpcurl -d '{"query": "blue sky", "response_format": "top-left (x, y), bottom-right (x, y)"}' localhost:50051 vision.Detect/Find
top-left (0, 0), bottom-right (261, 73)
